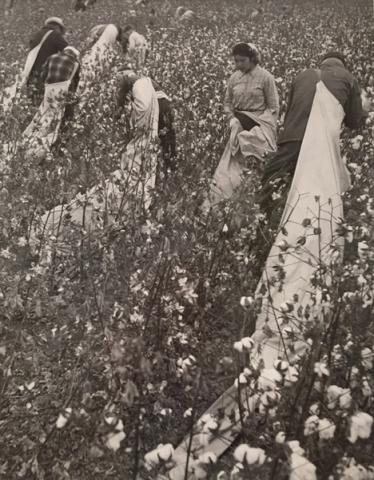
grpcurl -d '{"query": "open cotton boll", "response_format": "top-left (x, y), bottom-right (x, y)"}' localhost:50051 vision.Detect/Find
top-left (348, 412), bottom-right (373, 443)
top-left (318, 418), bottom-right (336, 440)
top-left (56, 413), bottom-right (69, 429)
top-left (257, 368), bottom-right (282, 391)
top-left (289, 453), bottom-right (317, 480)
top-left (105, 431), bottom-right (126, 452)
top-left (56, 407), bottom-right (72, 429)
top-left (304, 415), bottom-right (320, 436)
top-left (157, 443), bottom-right (174, 461)
top-left (233, 445), bottom-right (266, 465)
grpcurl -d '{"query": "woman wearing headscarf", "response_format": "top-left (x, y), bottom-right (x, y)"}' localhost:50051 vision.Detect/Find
top-left (117, 73), bottom-right (176, 179)
top-left (175, 6), bottom-right (195, 24)
top-left (206, 42), bottom-right (279, 207)
top-left (31, 70), bottom-right (159, 249)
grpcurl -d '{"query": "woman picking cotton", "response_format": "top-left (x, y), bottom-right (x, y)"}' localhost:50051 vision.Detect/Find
top-left (116, 70), bottom-right (160, 208)
top-left (206, 43), bottom-right (279, 207)
top-left (31, 70), bottom-right (159, 251)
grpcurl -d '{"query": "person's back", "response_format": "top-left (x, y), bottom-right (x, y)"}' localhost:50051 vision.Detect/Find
top-left (29, 21), bottom-right (68, 79)
top-left (41, 49), bottom-right (80, 91)
top-left (280, 56), bottom-right (364, 144)
top-left (27, 18), bottom-right (68, 103)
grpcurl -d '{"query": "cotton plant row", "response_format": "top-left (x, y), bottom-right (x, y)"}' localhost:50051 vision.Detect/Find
top-left (1, 0), bottom-right (374, 479)
top-left (138, 263), bottom-right (374, 480)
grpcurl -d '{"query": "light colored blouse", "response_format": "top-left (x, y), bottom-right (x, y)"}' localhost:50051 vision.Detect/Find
top-left (224, 65), bottom-right (279, 120)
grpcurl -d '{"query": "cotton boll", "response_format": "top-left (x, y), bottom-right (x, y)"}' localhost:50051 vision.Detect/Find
top-left (304, 415), bottom-right (319, 436)
top-left (240, 296), bottom-right (254, 308)
top-left (56, 408), bottom-right (72, 429)
top-left (233, 445), bottom-right (266, 465)
top-left (284, 366), bottom-right (299, 385)
top-left (348, 412), bottom-right (373, 443)
top-left (240, 337), bottom-right (254, 350)
top-left (273, 359), bottom-right (289, 372)
top-left (338, 389), bottom-right (353, 409)
top-left (289, 453), bottom-right (317, 480)
top-left (106, 431), bottom-right (126, 452)
top-left (287, 440), bottom-right (305, 456)
top-left (358, 241), bottom-right (370, 260)
top-left (257, 368), bottom-right (282, 391)
top-left (362, 379), bottom-right (372, 397)
top-left (313, 362), bottom-right (329, 378)
top-left (318, 418), bottom-right (336, 440)
top-left (144, 448), bottom-right (160, 468)
top-left (233, 341), bottom-right (244, 353)
top-left (326, 385), bottom-right (342, 409)
top-left (56, 413), bottom-right (68, 429)
top-left (157, 443), bottom-right (174, 461)
top-left (361, 347), bottom-right (374, 370)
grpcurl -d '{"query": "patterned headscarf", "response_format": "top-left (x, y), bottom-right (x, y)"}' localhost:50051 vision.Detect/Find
top-left (232, 42), bottom-right (260, 63)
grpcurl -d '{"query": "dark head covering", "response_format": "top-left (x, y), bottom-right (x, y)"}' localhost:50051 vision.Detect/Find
top-left (232, 42), bottom-right (259, 64)
top-left (321, 51), bottom-right (346, 67)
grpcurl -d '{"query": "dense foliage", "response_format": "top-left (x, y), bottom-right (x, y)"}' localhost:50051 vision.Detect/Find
top-left (0, 0), bottom-right (373, 478)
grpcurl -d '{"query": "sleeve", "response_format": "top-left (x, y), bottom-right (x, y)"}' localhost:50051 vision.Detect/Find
top-left (344, 79), bottom-right (366, 130)
top-left (283, 81), bottom-right (294, 121)
top-left (52, 32), bottom-right (68, 53)
top-left (223, 75), bottom-right (235, 120)
top-left (117, 78), bottom-right (127, 108)
top-left (264, 73), bottom-right (280, 119)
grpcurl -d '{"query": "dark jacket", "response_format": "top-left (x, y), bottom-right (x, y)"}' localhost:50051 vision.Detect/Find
top-left (28, 27), bottom-right (68, 82)
top-left (279, 59), bottom-right (364, 144)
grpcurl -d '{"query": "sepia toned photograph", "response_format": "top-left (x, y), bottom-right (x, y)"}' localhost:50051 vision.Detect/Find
top-left (0, 0), bottom-right (373, 478)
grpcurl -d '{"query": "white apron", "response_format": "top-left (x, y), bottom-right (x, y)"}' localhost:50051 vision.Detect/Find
top-left (206, 109), bottom-right (277, 207)
top-left (2, 30), bottom-right (53, 112)
top-left (120, 77), bottom-right (159, 210)
top-left (168, 81), bottom-right (350, 479)
top-left (251, 80), bottom-right (350, 367)
top-left (22, 61), bottom-right (79, 159)
top-left (31, 77), bottom-right (159, 247)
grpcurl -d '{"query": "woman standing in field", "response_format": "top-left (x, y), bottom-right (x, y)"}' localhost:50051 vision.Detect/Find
top-left (206, 42), bottom-right (279, 206)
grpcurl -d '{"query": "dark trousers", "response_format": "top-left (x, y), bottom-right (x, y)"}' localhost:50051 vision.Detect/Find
top-left (158, 98), bottom-right (176, 177)
top-left (260, 141), bottom-right (302, 221)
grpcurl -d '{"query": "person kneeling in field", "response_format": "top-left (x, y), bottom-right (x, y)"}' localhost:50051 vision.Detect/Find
top-left (117, 70), bottom-right (176, 180)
